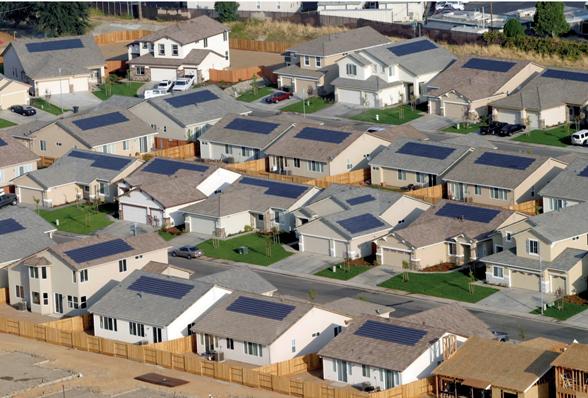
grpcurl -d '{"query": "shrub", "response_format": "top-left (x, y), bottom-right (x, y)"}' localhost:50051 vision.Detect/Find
top-left (504, 18), bottom-right (525, 38)
top-left (243, 225), bottom-right (253, 232)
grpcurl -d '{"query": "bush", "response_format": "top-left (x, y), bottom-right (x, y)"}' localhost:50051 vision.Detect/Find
top-left (482, 31), bottom-right (588, 61)
top-left (162, 226), bottom-right (182, 236)
top-left (243, 225), bottom-right (253, 232)
top-left (215, 2), bottom-right (239, 22)
top-left (504, 18), bottom-right (525, 38)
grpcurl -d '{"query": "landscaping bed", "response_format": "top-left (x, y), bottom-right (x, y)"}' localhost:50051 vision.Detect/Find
top-left (421, 263), bottom-right (461, 272)
top-left (39, 204), bottom-right (113, 235)
top-left (237, 86), bottom-right (273, 102)
top-left (158, 226), bottom-right (182, 241)
top-left (350, 105), bottom-right (422, 125)
top-left (199, 232), bottom-right (292, 266)
top-left (280, 97), bottom-right (332, 113)
top-left (513, 125), bottom-right (571, 147)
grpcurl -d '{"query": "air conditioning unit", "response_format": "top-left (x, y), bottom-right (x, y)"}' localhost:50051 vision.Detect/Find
top-left (13, 302), bottom-right (26, 311)
top-left (212, 351), bottom-right (225, 362)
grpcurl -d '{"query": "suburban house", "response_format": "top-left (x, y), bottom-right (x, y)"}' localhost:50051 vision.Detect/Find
top-left (369, 139), bottom-right (471, 189)
top-left (129, 85), bottom-right (251, 141)
top-left (376, 201), bottom-right (527, 269)
top-left (7, 233), bottom-right (170, 316)
top-left (434, 337), bottom-right (556, 398)
top-left (182, 176), bottom-right (319, 236)
top-left (275, 26), bottom-right (390, 97)
top-left (0, 132), bottom-right (38, 192)
top-left (191, 293), bottom-right (350, 366)
top-left (196, 268), bottom-right (277, 297)
top-left (481, 202), bottom-right (588, 295)
top-left (490, 67), bottom-right (588, 129)
top-left (539, 157), bottom-right (588, 212)
top-left (90, 270), bottom-right (231, 344)
top-left (13, 149), bottom-right (142, 208)
top-left (427, 57), bottom-right (542, 120)
top-left (2, 35), bottom-right (105, 96)
top-left (443, 150), bottom-right (567, 207)
top-left (317, 2), bottom-right (425, 23)
top-left (551, 343), bottom-right (588, 398)
top-left (187, 1), bottom-right (302, 13)
top-left (127, 16), bottom-right (230, 82)
top-left (295, 185), bottom-right (430, 259)
top-left (332, 37), bottom-right (455, 107)
top-left (0, 73), bottom-right (31, 109)
top-left (117, 158), bottom-right (240, 227)
top-left (325, 297), bottom-right (392, 318)
top-left (142, 261), bottom-right (194, 280)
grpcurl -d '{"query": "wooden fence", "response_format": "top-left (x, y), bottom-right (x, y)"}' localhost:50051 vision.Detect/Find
top-left (511, 199), bottom-right (540, 216)
top-left (228, 158), bottom-right (268, 173)
top-left (308, 168), bottom-right (370, 189)
top-left (0, 288), bottom-right (7, 304)
top-left (40, 313), bottom-right (92, 332)
top-left (369, 377), bottom-right (434, 398)
top-left (145, 143), bottom-right (196, 160)
top-left (255, 353), bottom-right (321, 376)
top-left (93, 29), bottom-right (153, 45)
top-left (209, 66), bottom-right (262, 83)
top-left (405, 184), bottom-right (445, 204)
top-left (229, 38), bottom-right (294, 53)
top-left (146, 334), bottom-right (195, 354)
top-left (38, 156), bottom-right (55, 168)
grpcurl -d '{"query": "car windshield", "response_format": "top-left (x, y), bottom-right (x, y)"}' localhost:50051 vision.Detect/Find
top-left (175, 81), bottom-right (187, 86)
top-left (189, 246), bottom-right (198, 251)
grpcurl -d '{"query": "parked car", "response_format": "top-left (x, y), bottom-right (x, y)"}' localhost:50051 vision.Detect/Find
top-left (10, 105), bottom-right (36, 116)
top-left (479, 121), bottom-right (506, 136)
top-left (170, 245), bottom-right (202, 259)
top-left (143, 89), bottom-right (170, 99)
top-left (0, 192), bottom-right (17, 209)
top-left (264, 91), bottom-right (293, 104)
top-left (157, 80), bottom-right (174, 92)
top-left (571, 129), bottom-right (588, 145)
top-left (497, 123), bottom-right (526, 137)
top-left (172, 78), bottom-right (193, 92)
top-left (492, 330), bottom-right (509, 342)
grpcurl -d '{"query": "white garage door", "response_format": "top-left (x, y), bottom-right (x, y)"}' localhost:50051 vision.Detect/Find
top-left (337, 88), bottom-right (361, 105)
top-left (187, 215), bottom-right (216, 234)
top-left (495, 109), bottom-right (520, 124)
top-left (303, 235), bottom-right (331, 256)
top-left (0, 90), bottom-right (28, 109)
top-left (122, 205), bottom-right (147, 224)
top-left (527, 112), bottom-right (539, 129)
top-left (37, 79), bottom-right (70, 96)
top-left (70, 77), bottom-right (89, 92)
top-left (151, 68), bottom-right (178, 82)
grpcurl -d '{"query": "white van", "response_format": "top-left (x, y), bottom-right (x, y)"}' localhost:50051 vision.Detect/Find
top-left (571, 129), bottom-right (588, 146)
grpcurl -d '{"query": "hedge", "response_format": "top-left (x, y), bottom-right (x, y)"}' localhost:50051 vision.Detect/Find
top-left (482, 31), bottom-right (588, 61)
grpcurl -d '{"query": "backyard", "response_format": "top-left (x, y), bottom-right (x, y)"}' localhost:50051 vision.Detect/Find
top-left (0, 118), bottom-right (16, 128)
top-left (199, 233), bottom-right (292, 266)
top-left (442, 123), bottom-right (481, 134)
top-left (31, 98), bottom-right (66, 115)
top-left (237, 86), bottom-right (273, 102)
top-left (39, 204), bottom-right (113, 235)
top-left (93, 81), bottom-right (143, 100)
top-left (513, 125), bottom-right (572, 147)
top-left (315, 264), bottom-right (372, 281)
top-left (280, 97), bottom-right (332, 114)
top-left (351, 105), bottom-right (422, 125)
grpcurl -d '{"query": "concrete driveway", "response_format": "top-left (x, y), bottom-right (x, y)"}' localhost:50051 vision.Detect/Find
top-left (476, 286), bottom-right (555, 314)
top-left (270, 251), bottom-right (339, 274)
top-left (50, 92), bottom-right (102, 112)
top-left (349, 266), bottom-right (397, 287)
top-left (0, 107), bottom-right (57, 124)
top-left (409, 114), bottom-right (453, 133)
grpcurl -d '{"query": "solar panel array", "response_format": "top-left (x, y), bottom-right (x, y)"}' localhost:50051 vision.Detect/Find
top-left (578, 165), bottom-right (588, 177)
top-left (225, 118), bottom-right (280, 135)
top-left (336, 213), bottom-right (385, 234)
top-left (346, 194), bottom-right (376, 206)
top-left (72, 112), bottom-right (129, 131)
top-left (543, 69), bottom-right (588, 83)
top-left (164, 90), bottom-right (219, 108)
top-left (240, 177), bottom-right (307, 199)
top-left (396, 142), bottom-right (456, 160)
top-left (128, 275), bottom-right (194, 299)
top-left (389, 40), bottom-right (437, 57)
top-left (294, 127), bottom-right (351, 144)
top-left (68, 150), bottom-right (132, 171)
top-left (354, 320), bottom-right (427, 346)
top-left (26, 38), bottom-right (84, 53)
top-left (142, 158), bottom-right (209, 175)
top-left (474, 152), bottom-right (535, 170)
top-left (0, 218), bottom-right (25, 235)
top-left (462, 58), bottom-right (516, 73)
top-left (435, 202), bottom-right (500, 223)
top-left (0, 138), bottom-right (6, 147)
top-left (64, 238), bottom-right (134, 263)
top-left (227, 296), bottom-right (295, 320)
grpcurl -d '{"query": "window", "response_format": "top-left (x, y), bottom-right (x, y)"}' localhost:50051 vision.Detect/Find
top-left (102, 144), bottom-right (114, 154)
top-left (203, 37), bottom-right (208, 47)
top-left (98, 181), bottom-right (108, 196)
top-left (493, 266), bottom-right (504, 279)
top-left (72, 270), bottom-right (76, 283)
top-left (43, 293), bottom-right (49, 305)
top-left (29, 267), bottom-right (39, 279)
top-left (153, 327), bottom-right (163, 343)
top-left (225, 144), bottom-right (233, 154)
top-left (136, 66), bottom-right (145, 76)
top-left (334, 326), bottom-right (342, 337)
top-left (346, 63), bottom-right (357, 76)
top-left (142, 42), bottom-right (148, 49)
top-left (448, 242), bottom-right (457, 256)
top-left (291, 339), bottom-right (296, 353)
top-left (244, 341), bottom-right (263, 357)
top-left (362, 365), bottom-right (370, 378)
top-left (226, 338), bottom-right (234, 350)
top-left (15, 285), bottom-right (24, 298)
top-left (119, 259), bottom-right (127, 272)
top-left (172, 44), bottom-right (178, 56)
top-left (304, 56), bottom-right (310, 66)
top-left (100, 316), bottom-right (117, 331)
top-left (67, 295), bottom-right (79, 309)
top-left (80, 296), bottom-right (87, 309)
top-left (40, 140), bottom-right (47, 151)
top-left (223, 31), bottom-right (228, 41)
top-left (316, 57), bottom-right (322, 67)
top-left (158, 43), bottom-right (165, 56)
top-left (294, 158), bottom-right (301, 168)
top-left (528, 239), bottom-right (539, 255)
top-left (550, 198), bottom-right (566, 211)
top-left (41, 267), bottom-right (47, 279)
top-left (123, 140), bottom-right (129, 150)
top-left (388, 66), bottom-right (394, 76)
top-left (32, 292), bottom-right (40, 305)
top-left (225, 50), bottom-right (229, 60)
top-left (474, 185), bottom-right (482, 195)
top-left (505, 232), bottom-right (512, 241)
top-left (490, 187), bottom-right (508, 200)
top-left (241, 146), bottom-right (250, 157)
top-left (129, 322), bottom-right (145, 337)
top-left (80, 269), bottom-right (88, 282)
top-left (15, 164), bottom-right (33, 177)
top-left (397, 169), bottom-right (406, 181)
top-left (308, 161), bottom-right (324, 173)
top-left (346, 160), bottom-right (353, 170)
top-left (416, 172), bottom-right (426, 184)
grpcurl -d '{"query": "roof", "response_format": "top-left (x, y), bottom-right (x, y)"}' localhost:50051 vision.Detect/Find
top-left (4, 35), bottom-right (104, 80)
top-left (128, 49), bottom-right (214, 67)
top-left (0, 132), bottom-right (39, 168)
top-left (369, 138), bottom-right (471, 176)
top-left (89, 269), bottom-right (214, 327)
top-left (552, 343), bottom-right (588, 372)
top-left (134, 16), bottom-right (228, 46)
top-left (433, 337), bottom-right (559, 392)
top-left (273, 64), bottom-right (325, 80)
top-left (0, 206), bottom-right (55, 265)
top-left (331, 75), bottom-right (402, 92)
top-left (481, 247), bottom-right (587, 273)
top-left (539, 158), bottom-right (588, 203)
top-left (325, 298), bottom-right (392, 318)
top-left (196, 268), bottom-right (277, 295)
top-left (142, 261), bottom-right (194, 277)
top-left (519, 337), bottom-right (568, 353)
top-left (4, 120), bottom-right (53, 141)
top-left (527, 201), bottom-right (588, 242)
top-left (441, 133), bottom-right (498, 150)
top-left (366, 125), bottom-right (428, 143)
top-left (289, 26), bottom-right (390, 57)
top-left (95, 95), bottom-right (144, 111)
top-left (318, 315), bottom-right (445, 372)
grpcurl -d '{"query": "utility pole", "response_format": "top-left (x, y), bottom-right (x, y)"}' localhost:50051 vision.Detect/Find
top-left (540, 255), bottom-right (544, 315)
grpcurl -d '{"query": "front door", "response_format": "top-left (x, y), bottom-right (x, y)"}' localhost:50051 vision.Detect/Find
top-left (336, 360), bottom-right (348, 382)
top-left (384, 370), bottom-right (396, 389)
top-left (54, 293), bottom-right (63, 314)
top-left (152, 327), bottom-right (162, 343)
top-left (453, 183), bottom-right (465, 201)
top-left (204, 334), bottom-right (216, 352)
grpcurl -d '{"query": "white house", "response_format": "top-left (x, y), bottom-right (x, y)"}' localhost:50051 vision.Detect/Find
top-left (539, 157), bottom-right (587, 213)
top-left (187, 1), bottom-right (302, 13)
top-left (318, 1), bottom-right (425, 23)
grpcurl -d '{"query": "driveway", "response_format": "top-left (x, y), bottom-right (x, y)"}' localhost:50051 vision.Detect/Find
top-left (349, 266), bottom-right (397, 287)
top-left (50, 92), bottom-right (102, 112)
top-left (0, 107), bottom-right (57, 124)
top-left (409, 114), bottom-right (453, 133)
top-left (476, 286), bottom-right (555, 314)
top-left (269, 252), bottom-right (338, 274)
top-left (96, 219), bottom-right (157, 239)
top-left (311, 102), bottom-right (362, 119)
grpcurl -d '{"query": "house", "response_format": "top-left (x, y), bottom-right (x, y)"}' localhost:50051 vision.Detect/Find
top-left (481, 202), bottom-right (588, 295)
top-left (443, 150), bottom-right (567, 207)
top-left (128, 16), bottom-right (230, 82)
top-left (333, 38), bottom-right (455, 107)
top-left (191, 292), bottom-right (350, 366)
top-left (275, 27), bottom-right (390, 97)
top-left (13, 149), bottom-right (142, 208)
top-left (90, 270), bottom-right (231, 344)
top-left (490, 68), bottom-right (588, 129)
top-left (196, 268), bottom-right (277, 296)
top-left (187, 1), bottom-right (302, 13)
top-left (539, 157), bottom-right (588, 213)
top-left (318, 2), bottom-right (425, 23)
top-left (142, 261), bottom-right (194, 280)
top-left (0, 132), bottom-right (38, 192)
top-left (129, 85), bottom-right (251, 141)
top-left (7, 233), bottom-right (170, 316)
top-left (325, 297), bottom-right (392, 318)
top-left (376, 200), bottom-right (527, 269)
top-left (182, 176), bottom-right (319, 236)
top-left (295, 185), bottom-right (430, 259)
top-left (552, 343), bottom-right (588, 398)
top-left (2, 35), bottom-right (105, 96)
top-left (117, 158), bottom-right (240, 227)
top-left (434, 337), bottom-right (556, 398)
top-left (0, 73), bottom-right (30, 109)
top-left (369, 139), bottom-right (471, 189)
top-left (427, 57), bottom-right (542, 121)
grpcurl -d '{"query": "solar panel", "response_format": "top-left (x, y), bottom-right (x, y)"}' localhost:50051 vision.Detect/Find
top-left (396, 142), bottom-right (456, 160)
top-left (346, 194), bottom-right (376, 206)
top-left (389, 40), bottom-right (437, 57)
top-left (0, 218), bottom-right (25, 235)
top-left (164, 90), bottom-right (219, 108)
top-left (474, 152), bottom-right (535, 170)
top-left (578, 165), bottom-right (588, 177)
top-left (462, 58), bottom-right (516, 73)
top-left (240, 177), bottom-right (307, 199)
top-left (435, 202), bottom-right (500, 223)
top-left (64, 238), bottom-right (134, 263)
top-left (72, 112), bottom-right (129, 131)
top-left (142, 158), bottom-right (209, 175)
top-left (336, 213), bottom-right (385, 234)
top-left (294, 127), bottom-right (351, 144)
top-left (543, 69), bottom-right (588, 83)
top-left (227, 296), bottom-right (295, 320)
top-left (0, 138), bottom-right (6, 147)
top-left (128, 275), bottom-right (194, 299)
top-left (225, 118), bottom-right (280, 135)
top-left (26, 38), bottom-right (84, 53)
top-left (68, 150), bottom-right (132, 171)
top-left (354, 320), bottom-right (427, 346)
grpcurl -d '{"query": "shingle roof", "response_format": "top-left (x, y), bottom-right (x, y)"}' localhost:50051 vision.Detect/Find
top-left (273, 64), bottom-right (325, 80)
top-left (552, 343), bottom-right (588, 372)
top-left (0, 132), bottom-right (39, 168)
top-left (527, 201), bottom-right (588, 242)
top-left (441, 133), bottom-right (498, 149)
top-left (331, 75), bottom-right (403, 92)
top-left (325, 298), bottom-right (392, 318)
top-left (539, 158), bottom-right (588, 203)
top-left (4, 120), bottom-right (53, 141)
top-left (128, 49), bottom-right (214, 67)
top-left (134, 16), bottom-right (228, 46)
top-left (196, 268), bottom-right (277, 295)
top-left (481, 247), bottom-right (587, 273)
top-left (289, 26), bottom-right (390, 56)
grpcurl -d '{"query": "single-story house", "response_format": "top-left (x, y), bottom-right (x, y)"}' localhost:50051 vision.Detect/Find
top-left (325, 297), bottom-right (392, 319)
top-left (0, 73), bottom-right (30, 109)
top-left (196, 267), bottom-right (277, 296)
top-left (539, 157), bottom-right (588, 212)
top-left (0, 132), bottom-right (38, 192)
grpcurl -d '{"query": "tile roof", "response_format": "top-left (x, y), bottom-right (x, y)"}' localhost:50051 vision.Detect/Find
top-left (0, 132), bottom-right (39, 168)
top-left (481, 247), bottom-right (587, 273)
top-left (196, 268), bottom-right (277, 295)
top-left (289, 26), bottom-right (390, 56)
top-left (539, 158), bottom-right (588, 203)
top-left (135, 16), bottom-right (228, 46)
top-left (441, 133), bottom-right (498, 149)
top-left (4, 120), bottom-right (53, 140)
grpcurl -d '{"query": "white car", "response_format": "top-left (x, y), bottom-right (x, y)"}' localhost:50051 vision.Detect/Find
top-left (571, 129), bottom-right (588, 146)
top-left (172, 75), bottom-right (196, 91)
top-left (143, 89), bottom-right (170, 99)
top-left (157, 80), bottom-right (174, 92)
top-left (435, 1), bottom-right (466, 11)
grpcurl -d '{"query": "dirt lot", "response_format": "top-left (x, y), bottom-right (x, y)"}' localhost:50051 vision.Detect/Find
top-left (98, 41), bottom-right (130, 61)
top-left (229, 49), bottom-right (284, 69)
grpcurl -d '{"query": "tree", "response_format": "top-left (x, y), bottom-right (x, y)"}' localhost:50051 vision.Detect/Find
top-left (214, 2), bottom-right (239, 22)
top-left (402, 260), bottom-right (410, 282)
top-left (0, 2), bottom-right (35, 25)
top-left (534, 2), bottom-right (569, 37)
top-left (503, 18), bottom-right (525, 38)
top-left (36, 2), bottom-right (90, 36)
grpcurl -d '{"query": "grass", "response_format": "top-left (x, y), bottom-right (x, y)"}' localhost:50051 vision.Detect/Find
top-left (237, 86), bottom-right (273, 102)
top-left (158, 230), bottom-right (177, 241)
top-left (350, 105), bottom-right (423, 125)
top-left (93, 81), bottom-right (144, 100)
top-left (379, 271), bottom-right (498, 303)
top-left (280, 97), bottom-right (332, 113)
top-left (513, 125), bottom-right (572, 147)
top-left (31, 98), bottom-right (67, 115)
top-left (39, 204), bottom-right (112, 235)
top-left (442, 123), bottom-right (481, 134)
top-left (531, 303), bottom-right (587, 320)
top-left (199, 233), bottom-right (292, 266)
top-left (315, 264), bottom-right (371, 281)
top-left (0, 118), bottom-right (16, 128)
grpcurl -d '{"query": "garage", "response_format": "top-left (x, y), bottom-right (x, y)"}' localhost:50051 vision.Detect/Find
top-left (302, 235), bottom-right (331, 256)
top-left (36, 79), bottom-right (70, 96)
top-left (333, 240), bottom-right (347, 258)
top-left (443, 102), bottom-right (468, 120)
top-left (510, 270), bottom-right (540, 291)
top-left (382, 248), bottom-right (411, 267)
top-left (429, 99), bottom-right (440, 115)
top-left (150, 67), bottom-right (178, 82)
top-left (551, 275), bottom-right (567, 295)
top-left (527, 112), bottom-right (540, 129)
top-left (122, 205), bottom-right (147, 224)
top-left (187, 215), bottom-right (216, 234)
top-left (337, 88), bottom-right (361, 105)
top-left (0, 79), bottom-right (30, 109)
top-left (495, 109), bottom-right (521, 124)
top-left (70, 76), bottom-right (89, 92)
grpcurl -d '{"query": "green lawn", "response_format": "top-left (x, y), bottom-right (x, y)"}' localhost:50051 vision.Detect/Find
top-left (442, 123), bottom-right (481, 134)
top-left (237, 86), bottom-right (273, 102)
top-left (93, 82), bottom-right (144, 100)
top-left (315, 264), bottom-right (371, 281)
top-left (31, 98), bottom-right (67, 115)
top-left (531, 303), bottom-right (587, 320)
top-left (379, 271), bottom-right (498, 303)
top-left (350, 105), bottom-right (423, 125)
top-left (513, 125), bottom-right (571, 147)
top-left (0, 118), bottom-right (16, 128)
top-left (39, 205), bottom-right (113, 235)
top-left (199, 233), bottom-right (292, 266)
top-left (158, 230), bottom-right (177, 241)
top-left (280, 97), bottom-right (332, 113)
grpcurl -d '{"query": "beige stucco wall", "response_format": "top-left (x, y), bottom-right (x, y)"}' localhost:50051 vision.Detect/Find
top-left (371, 166), bottom-right (432, 188)
top-left (447, 181), bottom-right (515, 207)
top-left (30, 124), bottom-right (89, 158)
top-left (90, 134), bottom-right (156, 156)
top-left (0, 160), bottom-right (38, 186)
top-left (129, 101), bottom-right (188, 141)
top-left (330, 134), bottom-right (387, 176)
top-left (0, 80), bottom-right (30, 109)
top-left (513, 158), bottom-right (566, 203)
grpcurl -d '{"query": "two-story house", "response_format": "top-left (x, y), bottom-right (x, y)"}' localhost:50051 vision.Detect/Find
top-left (539, 157), bottom-right (588, 213)
top-left (128, 16), bottom-right (230, 82)
top-left (0, 132), bottom-right (38, 193)
top-left (333, 37), bottom-right (455, 107)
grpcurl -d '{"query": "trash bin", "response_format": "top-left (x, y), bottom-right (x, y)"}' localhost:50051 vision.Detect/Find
top-left (73, 106), bottom-right (79, 113)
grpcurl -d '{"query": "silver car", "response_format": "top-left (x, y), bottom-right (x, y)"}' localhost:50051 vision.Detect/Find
top-left (171, 245), bottom-right (202, 259)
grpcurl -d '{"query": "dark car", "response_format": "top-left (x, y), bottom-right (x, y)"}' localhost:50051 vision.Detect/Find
top-left (170, 245), bottom-right (202, 259)
top-left (0, 192), bottom-right (17, 209)
top-left (492, 330), bottom-right (509, 342)
top-left (479, 121), bottom-right (506, 136)
top-left (497, 123), bottom-right (526, 137)
top-left (264, 91), bottom-right (293, 104)
top-left (10, 105), bottom-right (36, 116)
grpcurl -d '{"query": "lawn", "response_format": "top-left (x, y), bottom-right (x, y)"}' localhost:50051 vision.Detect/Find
top-left (379, 271), bottom-right (498, 303)
top-left (280, 97), bottom-right (332, 114)
top-left (531, 302), bottom-right (588, 320)
top-left (513, 125), bottom-right (571, 147)
top-left (93, 82), bottom-right (144, 100)
top-left (442, 123), bottom-right (480, 134)
top-left (199, 233), bottom-right (292, 266)
top-left (315, 264), bottom-right (371, 281)
top-left (31, 98), bottom-right (66, 115)
top-left (0, 118), bottom-right (16, 128)
top-left (158, 230), bottom-right (177, 241)
top-left (39, 205), bottom-right (113, 235)
top-left (350, 105), bottom-right (423, 125)
top-left (237, 86), bottom-right (273, 102)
